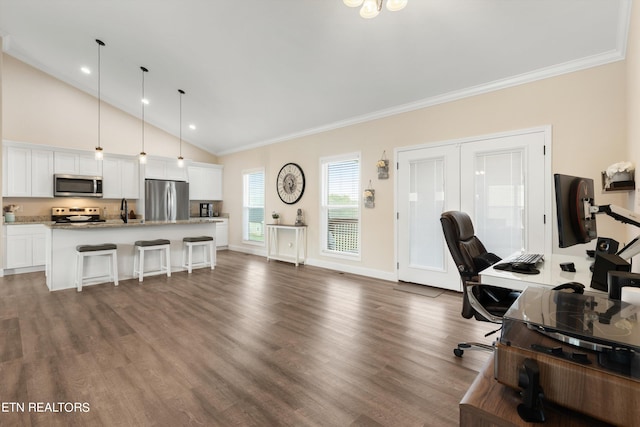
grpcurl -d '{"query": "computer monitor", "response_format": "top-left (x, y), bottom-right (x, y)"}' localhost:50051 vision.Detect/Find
top-left (554, 174), bottom-right (597, 248)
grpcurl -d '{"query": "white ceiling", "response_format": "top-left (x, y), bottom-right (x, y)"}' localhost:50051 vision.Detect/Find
top-left (0, 0), bottom-right (630, 156)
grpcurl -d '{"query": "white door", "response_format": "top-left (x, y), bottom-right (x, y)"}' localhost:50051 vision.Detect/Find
top-left (397, 127), bottom-right (551, 290)
top-left (397, 145), bottom-right (461, 290)
top-left (460, 131), bottom-right (548, 258)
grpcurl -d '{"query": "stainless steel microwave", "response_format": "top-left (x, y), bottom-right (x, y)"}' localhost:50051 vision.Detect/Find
top-left (54, 174), bottom-right (103, 197)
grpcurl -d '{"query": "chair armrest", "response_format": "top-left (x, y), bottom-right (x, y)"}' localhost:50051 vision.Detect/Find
top-left (464, 281), bottom-right (504, 324)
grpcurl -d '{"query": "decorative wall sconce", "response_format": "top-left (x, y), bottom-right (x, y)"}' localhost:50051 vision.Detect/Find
top-left (364, 180), bottom-right (375, 208)
top-left (377, 151), bottom-right (389, 179)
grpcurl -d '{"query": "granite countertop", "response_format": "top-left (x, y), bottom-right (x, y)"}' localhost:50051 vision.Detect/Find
top-left (45, 218), bottom-right (223, 230)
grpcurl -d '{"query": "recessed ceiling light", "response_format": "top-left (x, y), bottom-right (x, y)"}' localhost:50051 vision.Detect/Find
top-left (189, 124), bottom-right (196, 130)
top-left (81, 66), bottom-right (91, 74)
top-left (141, 98), bottom-right (149, 105)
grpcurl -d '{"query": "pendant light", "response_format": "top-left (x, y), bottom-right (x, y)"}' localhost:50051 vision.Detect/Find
top-left (94, 39), bottom-right (105, 160)
top-left (139, 66), bottom-right (149, 164)
top-left (177, 89), bottom-right (185, 168)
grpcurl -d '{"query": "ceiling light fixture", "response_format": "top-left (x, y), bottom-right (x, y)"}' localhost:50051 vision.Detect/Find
top-left (343, 0), bottom-right (407, 19)
top-left (94, 39), bottom-right (105, 161)
top-left (177, 89), bottom-right (185, 168)
top-left (189, 124), bottom-right (196, 130)
top-left (139, 66), bottom-right (149, 164)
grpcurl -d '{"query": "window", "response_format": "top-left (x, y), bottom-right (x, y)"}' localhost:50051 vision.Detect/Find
top-left (243, 169), bottom-right (265, 244)
top-left (321, 153), bottom-right (360, 257)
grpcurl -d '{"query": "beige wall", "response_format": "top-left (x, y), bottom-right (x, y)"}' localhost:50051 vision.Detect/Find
top-left (2, 27), bottom-right (636, 279)
top-left (221, 61), bottom-right (630, 278)
top-left (2, 54), bottom-right (217, 163)
top-left (626, 1), bottom-right (640, 271)
top-left (0, 54), bottom-right (220, 269)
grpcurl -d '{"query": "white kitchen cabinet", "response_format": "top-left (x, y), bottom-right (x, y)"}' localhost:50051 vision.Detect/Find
top-left (145, 158), bottom-right (187, 181)
top-left (215, 218), bottom-right (228, 248)
top-left (2, 144), bottom-right (54, 197)
top-left (102, 156), bottom-right (139, 199)
top-left (188, 163), bottom-right (223, 200)
top-left (54, 151), bottom-right (102, 176)
top-left (4, 224), bottom-right (47, 269)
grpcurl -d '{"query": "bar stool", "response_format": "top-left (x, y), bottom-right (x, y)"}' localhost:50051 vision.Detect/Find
top-left (133, 239), bottom-right (171, 282)
top-left (182, 236), bottom-right (216, 273)
top-left (75, 243), bottom-right (118, 292)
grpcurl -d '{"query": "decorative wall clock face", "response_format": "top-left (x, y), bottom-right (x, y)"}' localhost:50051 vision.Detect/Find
top-left (277, 163), bottom-right (305, 204)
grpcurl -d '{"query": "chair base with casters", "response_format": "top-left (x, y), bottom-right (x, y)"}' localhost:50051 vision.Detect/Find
top-left (182, 236), bottom-right (215, 273)
top-left (75, 243), bottom-right (118, 292)
top-left (133, 239), bottom-right (171, 282)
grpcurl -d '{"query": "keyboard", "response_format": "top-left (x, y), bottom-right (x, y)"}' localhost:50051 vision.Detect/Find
top-left (510, 253), bottom-right (544, 265)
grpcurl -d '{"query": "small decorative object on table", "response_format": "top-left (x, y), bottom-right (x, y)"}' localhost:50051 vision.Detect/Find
top-left (364, 181), bottom-right (375, 209)
top-left (295, 208), bottom-right (305, 226)
top-left (272, 211), bottom-right (280, 224)
top-left (377, 151), bottom-right (389, 179)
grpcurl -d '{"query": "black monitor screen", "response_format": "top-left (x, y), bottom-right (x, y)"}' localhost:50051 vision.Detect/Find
top-left (554, 174), bottom-right (597, 248)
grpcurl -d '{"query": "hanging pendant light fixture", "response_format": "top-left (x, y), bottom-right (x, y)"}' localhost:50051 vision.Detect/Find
top-left (343, 0), bottom-right (407, 18)
top-left (139, 66), bottom-right (149, 164)
top-left (177, 89), bottom-right (185, 168)
top-left (94, 39), bottom-right (105, 160)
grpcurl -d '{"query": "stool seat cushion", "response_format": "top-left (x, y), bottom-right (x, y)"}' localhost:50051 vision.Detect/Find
top-left (135, 239), bottom-right (171, 247)
top-left (76, 243), bottom-right (117, 252)
top-left (183, 236), bottom-right (214, 243)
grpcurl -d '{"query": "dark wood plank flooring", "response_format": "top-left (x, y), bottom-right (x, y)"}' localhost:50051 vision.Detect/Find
top-left (0, 250), bottom-right (496, 426)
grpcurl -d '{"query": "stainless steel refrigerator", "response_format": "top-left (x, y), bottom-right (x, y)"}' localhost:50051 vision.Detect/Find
top-left (145, 179), bottom-right (190, 221)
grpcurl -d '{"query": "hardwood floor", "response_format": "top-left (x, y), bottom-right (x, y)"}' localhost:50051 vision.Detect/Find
top-left (0, 251), bottom-right (497, 426)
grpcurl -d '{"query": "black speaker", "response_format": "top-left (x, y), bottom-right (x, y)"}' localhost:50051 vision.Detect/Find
top-left (596, 237), bottom-right (619, 255)
top-left (590, 253), bottom-right (630, 292)
top-left (608, 271), bottom-right (640, 300)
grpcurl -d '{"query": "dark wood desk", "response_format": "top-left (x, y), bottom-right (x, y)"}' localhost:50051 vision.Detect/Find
top-left (460, 355), bottom-right (612, 427)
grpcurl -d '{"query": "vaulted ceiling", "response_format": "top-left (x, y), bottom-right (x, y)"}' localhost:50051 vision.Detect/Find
top-left (0, 0), bottom-right (630, 155)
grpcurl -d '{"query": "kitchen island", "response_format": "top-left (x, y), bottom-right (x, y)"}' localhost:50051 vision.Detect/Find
top-left (45, 219), bottom-right (222, 291)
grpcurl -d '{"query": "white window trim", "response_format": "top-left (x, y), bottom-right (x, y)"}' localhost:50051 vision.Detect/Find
top-left (319, 152), bottom-right (361, 261)
top-left (242, 167), bottom-right (266, 246)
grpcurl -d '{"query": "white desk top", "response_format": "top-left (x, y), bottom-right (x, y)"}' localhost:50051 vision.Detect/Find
top-left (480, 254), bottom-right (604, 293)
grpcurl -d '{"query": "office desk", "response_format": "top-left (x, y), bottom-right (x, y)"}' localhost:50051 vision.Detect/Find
top-left (480, 254), bottom-right (602, 293)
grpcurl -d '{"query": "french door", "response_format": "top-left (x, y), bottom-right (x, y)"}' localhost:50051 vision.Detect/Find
top-left (397, 145), bottom-right (460, 289)
top-left (396, 128), bottom-right (550, 291)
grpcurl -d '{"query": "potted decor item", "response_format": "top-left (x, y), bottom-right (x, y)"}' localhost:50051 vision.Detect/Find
top-left (272, 211), bottom-right (280, 224)
top-left (364, 181), bottom-right (375, 209)
top-left (3, 204), bottom-right (20, 223)
top-left (377, 151), bottom-right (389, 179)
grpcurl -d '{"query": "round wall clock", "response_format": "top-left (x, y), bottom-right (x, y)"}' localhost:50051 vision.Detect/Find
top-left (276, 162), bottom-right (305, 204)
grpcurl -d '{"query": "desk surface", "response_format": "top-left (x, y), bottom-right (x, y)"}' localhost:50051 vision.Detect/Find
top-left (480, 254), bottom-right (603, 293)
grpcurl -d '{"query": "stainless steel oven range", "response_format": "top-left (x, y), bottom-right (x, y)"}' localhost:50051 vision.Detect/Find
top-left (51, 207), bottom-right (106, 224)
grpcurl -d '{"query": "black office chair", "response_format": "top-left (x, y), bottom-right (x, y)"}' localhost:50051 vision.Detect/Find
top-left (440, 211), bottom-right (520, 357)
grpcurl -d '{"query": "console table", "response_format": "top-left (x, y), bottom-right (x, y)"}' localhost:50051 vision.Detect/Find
top-left (266, 224), bottom-right (307, 266)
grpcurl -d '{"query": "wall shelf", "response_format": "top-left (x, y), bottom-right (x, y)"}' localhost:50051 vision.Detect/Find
top-left (601, 171), bottom-right (635, 192)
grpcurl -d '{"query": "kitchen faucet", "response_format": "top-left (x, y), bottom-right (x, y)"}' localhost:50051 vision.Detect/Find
top-left (120, 198), bottom-right (128, 223)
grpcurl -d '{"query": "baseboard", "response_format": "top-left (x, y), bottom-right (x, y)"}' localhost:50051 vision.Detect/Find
top-left (2, 265), bottom-right (45, 276)
top-left (228, 244), bottom-right (267, 257)
top-left (227, 247), bottom-right (396, 282)
top-left (305, 257), bottom-right (396, 282)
